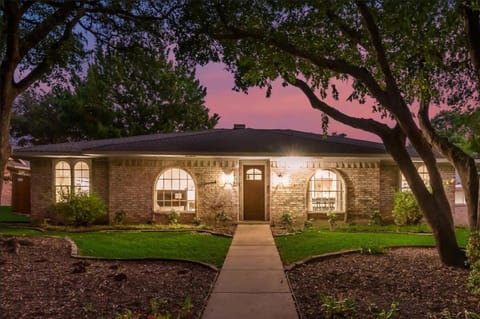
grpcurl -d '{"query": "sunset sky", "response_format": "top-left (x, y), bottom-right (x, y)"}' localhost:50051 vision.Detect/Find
top-left (197, 62), bottom-right (386, 142)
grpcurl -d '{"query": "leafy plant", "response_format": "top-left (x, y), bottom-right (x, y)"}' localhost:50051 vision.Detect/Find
top-left (114, 210), bottom-right (127, 225)
top-left (115, 297), bottom-right (192, 319)
top-left (320, 295), bottom-right (357, 319)
top-left (49, 192), bottom-right (107, 227)
top-left (467, 232), bottom-right (480, 295)
top-left (327, 211), bottom-right (338, 231)
top-left (215, 210), bottom-right (231, 226)
top-left (280, 211), bottom-right (294, 231)
top-left (304, 218), bottom-right (314, 230)
top-left (369, 302), bottom-right (399, 319)
top-left (392, 191), bottom-right (422, 226)
top-left (360, 245), bottom-right (385, 255)
top-left (369, 210), bottom-right (383, 226)
top-left (193, 216), bottom-right (202, 226)
top-left (439, 309), bottom-right (480, 319)
top-left (167, 210), bottom-right (179, 225)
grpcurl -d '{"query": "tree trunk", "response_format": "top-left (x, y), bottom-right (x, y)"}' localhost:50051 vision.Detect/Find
top-left (382, 130), bottom-right (466, 267)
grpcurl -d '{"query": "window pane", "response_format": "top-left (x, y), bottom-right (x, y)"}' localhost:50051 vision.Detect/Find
top-left (308, 169), bottom-right (344, 212)
top-left (74, 161), bottom-right (89, 193)
top-left (156, 168), bottom-right (195, 212)
top-left (55, 161), bottom-right (71, 202)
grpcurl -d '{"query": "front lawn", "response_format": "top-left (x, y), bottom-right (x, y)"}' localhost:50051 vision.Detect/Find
top-left (275, 228), bottom-right (470, 265)
top-left (0, 228), bottom-right (231, 268)
top-left (0, 206), bottom-right (30, 223)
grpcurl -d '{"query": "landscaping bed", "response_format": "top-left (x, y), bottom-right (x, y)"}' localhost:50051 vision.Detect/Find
top-left (0, 236), bottom-right (216, 318)
top-left (288, 247), bottom-right (480, 318)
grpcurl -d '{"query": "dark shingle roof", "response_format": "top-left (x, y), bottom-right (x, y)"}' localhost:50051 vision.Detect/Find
top-left (13, 129), bottom-right (387, 158)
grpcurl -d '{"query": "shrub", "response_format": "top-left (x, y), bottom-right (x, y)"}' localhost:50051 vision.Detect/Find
top-left (369, 210), bottom-right (383, 226)
top-left (304, 218), bottom-right (314, 230)
top-left (49, 192), bottom-right (107, 227)
top-left (215, 210), bottom-right (231, 226)
top-left (193, 216), bottom-right (202, 226)
top-left (467, 232), bottom-right (480, 295)
top-left (320, 295), bottom-right (357, 318)
top-left (113, 210), bottom-right (127, 225)
top-left (167, 210), bottom-right (179, 225)
top-left (280, 211), bottom-right (294, 230)
top-left (391, 191), bottom-right (422, 226)
top-left (327, 211), bottom-right (338, 231)
top-left (360, 245), bottom-right (385, 255)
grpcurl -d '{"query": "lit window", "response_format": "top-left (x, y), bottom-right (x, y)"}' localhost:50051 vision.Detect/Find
top-left (55, 161), bottom-right (71, 201)
top-left (246, 168), bottom-right (262, 181)
top-left (55, 160), bottom-right (90, 202)
top-left (74, 161), bottom-right (90, 194)
top-left (308, 169), bottom-right (345, 212)
top-left (401, 165), bottom-right (429, 191)
top-left (156, 168), bottom-right (195, 212)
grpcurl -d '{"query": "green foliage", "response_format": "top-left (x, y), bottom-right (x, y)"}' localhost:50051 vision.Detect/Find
top-left (304, 218), bottom-right (314, 230)
top-left (193, 216), bottom-right (202, 226)
top-left (467, 232), bottom-right (480, 295)
top-left (392, 191), bottom-right (422, 226)
top-left (369, 303), bottom-right (399, 319)
top-left (439, 309), bottom-right (480, 319)
top-left (280, 211), bottom-right (294, 230)
top-left (113, 210), bottom-right (127, 225)
top-left (431, 108), bottom-right (480, 155)
top-left (327, 211), bottom-right (338, 231)
top-left (360, 245), bottom-right (385, 255)
top-left (320, 295), bottom-right (357, 319)
top-left (49, 192), bottom-right (107, 227)
top-left (215, 210), bottom-right (231, 226)
top-left (12, 45), bottom-right (219, 145)
top-left (167, 210), bottom-right (179, 225)
top-left (369, 211), bottom-right (383, 226)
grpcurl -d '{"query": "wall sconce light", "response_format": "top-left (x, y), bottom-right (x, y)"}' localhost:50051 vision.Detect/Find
top-left (220, 171), bottom-right (235, 189)
top-left (272, 172), bottom-right (290, 187)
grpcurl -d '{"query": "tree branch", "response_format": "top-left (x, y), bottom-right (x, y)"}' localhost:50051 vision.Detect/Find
top-left (290, 77), bottom-right (391, 137)
top-left (14, 9), bottom-right (84, 93)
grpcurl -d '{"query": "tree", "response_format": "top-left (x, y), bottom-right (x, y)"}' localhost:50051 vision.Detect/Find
top-left (0, 0), bottom-right (177, 214)
top-left (170, 0), bottom-right (479, 266)
top-left (431, 108), bottom-right (480, 155)
top-left (11, 45), bottom-right (219, 145)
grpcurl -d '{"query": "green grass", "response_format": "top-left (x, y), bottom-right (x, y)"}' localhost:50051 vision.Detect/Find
top-left (0, 206), bottom-right (30, 222)
top-left (0, 228), bottom-right (231, 268)
top-left (68, 231), bottom-right (231, 267)
top-left (275, 228), bottom-right (470, 265)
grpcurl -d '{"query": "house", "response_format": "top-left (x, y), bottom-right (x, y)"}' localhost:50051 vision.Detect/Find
top-left (13, 126), bottom-right (459, 226)
top-left (1, 158), bottom-right (31, 214)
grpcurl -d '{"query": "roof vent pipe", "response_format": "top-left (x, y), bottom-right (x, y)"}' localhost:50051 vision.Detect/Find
top-left (233, 124), bottom-right (246, 129)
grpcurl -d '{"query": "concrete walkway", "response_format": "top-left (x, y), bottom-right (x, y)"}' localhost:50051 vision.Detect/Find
top-left (202, 224), bottom-right (299, 319)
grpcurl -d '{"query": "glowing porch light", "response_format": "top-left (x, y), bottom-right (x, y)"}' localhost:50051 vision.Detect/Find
top-left (220, 171), bottom-right (235, 189)
top-left (272, 172), bottom-right (290, 187)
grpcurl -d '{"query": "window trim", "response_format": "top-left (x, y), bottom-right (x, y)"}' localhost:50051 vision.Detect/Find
top-left (154, 167), bottom-right (197, 213)
top-left (307, 169), bottom-right (346, 213)
top-left (53, 159), bottom-right (91, 202)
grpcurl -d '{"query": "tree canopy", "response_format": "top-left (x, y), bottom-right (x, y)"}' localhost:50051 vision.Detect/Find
top-left (11, 45), bottom-right (219, 145)
top-left (168, 0), bottom-right (480, 266)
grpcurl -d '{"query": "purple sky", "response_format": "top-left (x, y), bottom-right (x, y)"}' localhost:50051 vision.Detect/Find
top-left (197, 63), bottom-right (387, 142)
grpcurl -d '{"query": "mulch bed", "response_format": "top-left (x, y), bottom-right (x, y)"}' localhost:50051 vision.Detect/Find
top-left (288, 248), bottom-right (480, 318)
top-left (2, 237), bottom-right (480, 319)
top-left (0, 236), bottom-right (216, 319)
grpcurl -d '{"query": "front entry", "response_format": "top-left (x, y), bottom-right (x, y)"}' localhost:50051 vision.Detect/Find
top-left (243, 165), bottom-right (265, 220)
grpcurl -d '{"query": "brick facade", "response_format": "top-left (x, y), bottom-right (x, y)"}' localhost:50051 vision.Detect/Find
top-left (28, 156), bottom-right (460, 226)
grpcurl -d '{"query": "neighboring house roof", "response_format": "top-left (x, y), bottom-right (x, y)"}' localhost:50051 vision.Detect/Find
top-left (13, 128), bottom-right (388, 158)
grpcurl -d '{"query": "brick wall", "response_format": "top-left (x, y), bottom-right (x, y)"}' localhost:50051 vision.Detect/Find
top-left (30, 159), bottom-right (52, 223)
top-left (1, 169), bottom-right (12, 205)
top-left (108, 158), bottom-right (239, 224)
top-left (92, 159), bottom-right (109, 208)
top-left (379, 163), bottom-right (399, 217)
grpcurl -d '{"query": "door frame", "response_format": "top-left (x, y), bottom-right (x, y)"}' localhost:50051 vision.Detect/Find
top-left (239, 160), bottom-right (270, 221)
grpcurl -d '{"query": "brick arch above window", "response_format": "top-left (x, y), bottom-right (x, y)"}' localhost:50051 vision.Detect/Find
top-left (307, 169), bottom-right (345, 213)
top-left (155, 168), bottom-right (196, 213)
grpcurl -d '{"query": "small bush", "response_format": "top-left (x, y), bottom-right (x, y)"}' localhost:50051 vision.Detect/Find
top-left (215, 210), bottom-right (231, 226)
top-left (49, 192), bottom-right (107, 227)
top-left (280, 211), bottom-right (294, 230)
top-left (167, 210), bottom-right (179, 225)
top-left (114, 210), bottom-right (127, 225)
top-left (327, 211), bottom-right (338, 231)
top-left (304, 218), bottom-right (314, 230)
top-left (392, 191), bottom-right (422, 226)
top-left (467, 232), bottom-right (480, 295)
top-left (369, 210), bottom-right (383, 226)
top-left (193, 216), bottom-right (202, 226)
top-left (360, 245), bottom-right (385, 255)
top-left (320, 295), bottom-right (357, 318)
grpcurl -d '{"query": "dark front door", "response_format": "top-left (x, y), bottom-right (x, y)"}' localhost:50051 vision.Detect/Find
top-left (243, 165), bottom-right (265, 220)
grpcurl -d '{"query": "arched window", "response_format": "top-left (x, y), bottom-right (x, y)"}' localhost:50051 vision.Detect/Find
top-left (156, 168), bottom-right (195, 212)
top-left (308, 169), bottom-right (345, 212)
top-left (246, 168), bottom-right (262, 181)
top-left (74, 161), bottom-right (90, 194)
top-left (401, 165), bottom-right (430, 191)
top-left (55, 161), bottom-right (71, 201)
top-left (55, 160), bottom-right (91, 202)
